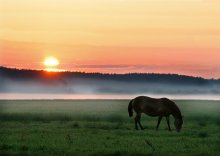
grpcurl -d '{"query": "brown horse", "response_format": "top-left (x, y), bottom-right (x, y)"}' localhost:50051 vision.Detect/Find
top-left (128, 96), bottom-right (183, 132)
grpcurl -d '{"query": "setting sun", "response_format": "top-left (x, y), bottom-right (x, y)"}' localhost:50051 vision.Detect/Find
top-left (44, 57), bottom-right (59, 67)
top-left (1, 0), bottom-right (220, 78)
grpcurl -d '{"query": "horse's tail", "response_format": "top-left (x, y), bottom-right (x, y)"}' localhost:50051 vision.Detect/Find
top-left (128, 99), bottom-right (133, 117)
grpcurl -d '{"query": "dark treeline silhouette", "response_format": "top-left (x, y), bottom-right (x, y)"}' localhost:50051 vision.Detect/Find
top-left (1, 66), bottom-right (220, 94)
top-left (1, 66), bottom-right (218, 84)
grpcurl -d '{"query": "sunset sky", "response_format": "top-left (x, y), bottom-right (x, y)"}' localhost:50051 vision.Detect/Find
top-left (1, 0), bottom-right (220, 78)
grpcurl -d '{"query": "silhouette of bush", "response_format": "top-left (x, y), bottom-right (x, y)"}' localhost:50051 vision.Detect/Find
top-left (72, 122), bottom-right (80, 128)
top-left (198, 121), bottom-right (206, 127)
top-left (38, 145), bottom-right (46, 151)
top-left (20, 145), bottom-right (28, 151)
top-left (216, 120), bottom-right (220, 126)
top-left (0, 144), bottom-right (13, 151)
top-left (198, 132), bottom-right (208, 138)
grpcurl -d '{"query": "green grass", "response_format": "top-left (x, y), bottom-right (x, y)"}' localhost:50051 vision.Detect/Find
top-left (0, 100), bottom-right (220, 156)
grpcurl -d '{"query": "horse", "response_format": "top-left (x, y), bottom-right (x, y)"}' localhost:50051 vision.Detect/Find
top-left (128, 96), bottom-right (183, 132)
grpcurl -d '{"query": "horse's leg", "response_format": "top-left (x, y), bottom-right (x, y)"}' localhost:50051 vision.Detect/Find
top-left (135, 115), bottom-right (139, 130)
top-left (156, 116), bottom-right (162, 130)
top-left (166, 116), bottom-right (172, 131)
top-left (137, 113), bottom-right (144, 130)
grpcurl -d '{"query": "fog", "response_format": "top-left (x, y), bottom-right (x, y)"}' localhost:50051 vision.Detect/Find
top-left (1, 78), bottom-right (220, 100)
top-left (1, 93), bottom-right (220, 100)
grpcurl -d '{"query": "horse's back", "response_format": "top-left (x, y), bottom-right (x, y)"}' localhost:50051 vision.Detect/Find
top-left (133, 96), bottom-right (162, 105)
top-left (132, 96), bottom-right (173, 116)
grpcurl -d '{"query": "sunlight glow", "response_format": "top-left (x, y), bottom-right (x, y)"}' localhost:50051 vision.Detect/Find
top-left (44, 57), bottom-right (59, 67)
top-left (44, 68), bottom-right (65, 72)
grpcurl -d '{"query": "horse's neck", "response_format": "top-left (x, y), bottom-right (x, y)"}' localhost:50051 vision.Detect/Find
top-left (171, 104), bottom-right (182, 119)
top-left (172, 111), bottom-right (181, 119)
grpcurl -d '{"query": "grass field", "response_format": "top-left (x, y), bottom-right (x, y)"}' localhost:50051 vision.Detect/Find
top-left (0, 100), bottom-right (220, 156)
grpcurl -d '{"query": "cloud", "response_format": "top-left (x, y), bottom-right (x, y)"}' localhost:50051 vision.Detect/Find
top-left (65, 64), bottom-right (220, 79)
top-left (73, 64), bottom-right (131, 69)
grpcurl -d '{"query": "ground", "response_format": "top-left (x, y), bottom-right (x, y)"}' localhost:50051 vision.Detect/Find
top-left (0, 100), bottom-right (220, 156)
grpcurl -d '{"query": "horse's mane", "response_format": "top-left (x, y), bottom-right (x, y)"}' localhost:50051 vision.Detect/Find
top-left (163, 98), bottom-right (182, 119)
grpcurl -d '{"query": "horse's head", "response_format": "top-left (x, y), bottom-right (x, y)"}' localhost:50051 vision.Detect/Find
top-left (174, 117), bottom-right (183, 132)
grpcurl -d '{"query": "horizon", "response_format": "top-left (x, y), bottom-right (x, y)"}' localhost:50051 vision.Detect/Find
top-left (2, 65), bottom-right (220, 99)
top-left (1, 0), bottom-right (220, 78)
top-left (1, 65), bottom-right (219, 80)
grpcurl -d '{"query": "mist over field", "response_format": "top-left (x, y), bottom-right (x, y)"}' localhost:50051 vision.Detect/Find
top-left (1, 67), bottom-right (220, 99)
top-left (1, 78), bottom-right (220, 95)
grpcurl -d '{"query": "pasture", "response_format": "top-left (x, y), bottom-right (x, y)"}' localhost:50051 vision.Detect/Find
top-left (0, 100), bottom-right (220, 156)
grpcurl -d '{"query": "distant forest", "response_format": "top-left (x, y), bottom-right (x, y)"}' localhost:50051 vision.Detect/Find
top-left (1, 66), bottom-right (219, 84)
top-left (1, 66), bottom-right (220, 94)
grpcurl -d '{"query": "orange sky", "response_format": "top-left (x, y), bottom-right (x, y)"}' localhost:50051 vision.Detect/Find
top-left (1, 0), bottom-right (220, 78)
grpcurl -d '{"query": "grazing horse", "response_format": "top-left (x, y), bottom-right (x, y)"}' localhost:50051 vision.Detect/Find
top-left (128, 96), bottom-right (183, 132)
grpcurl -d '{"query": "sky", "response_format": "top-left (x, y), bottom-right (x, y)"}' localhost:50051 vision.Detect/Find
top-left (0, 0), bottom-right (220, 78)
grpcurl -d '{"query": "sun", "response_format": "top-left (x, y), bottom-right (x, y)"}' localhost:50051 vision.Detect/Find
top-left (44, 56), bottom-right (59, 67)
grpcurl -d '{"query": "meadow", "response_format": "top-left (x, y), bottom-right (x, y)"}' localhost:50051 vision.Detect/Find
top-left (0, 100), bottom-right (220, 156)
